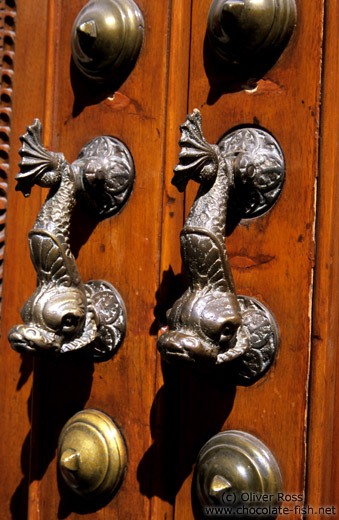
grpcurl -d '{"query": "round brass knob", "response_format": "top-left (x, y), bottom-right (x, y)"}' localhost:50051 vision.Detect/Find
top-left (71, 0), bottom-right (144, 83)
top-left (194, 430), bottom-right (283, 516)
top-left (58, 409), bottom-right (127, 499)
top-left (207, 0), bottom-right (296, 66)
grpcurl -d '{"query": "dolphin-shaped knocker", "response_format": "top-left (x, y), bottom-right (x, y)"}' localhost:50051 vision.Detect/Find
top-left (158, 110), bottom-right (280, 382)
top-left (9, 120), bottom-right (133, 358)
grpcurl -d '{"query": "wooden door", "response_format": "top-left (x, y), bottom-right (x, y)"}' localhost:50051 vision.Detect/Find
top-left (0, 0), bottom-right (338, 519)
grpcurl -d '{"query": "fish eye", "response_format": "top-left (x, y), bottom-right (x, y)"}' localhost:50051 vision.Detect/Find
top-left (61, 313), bottom-right (79, 330)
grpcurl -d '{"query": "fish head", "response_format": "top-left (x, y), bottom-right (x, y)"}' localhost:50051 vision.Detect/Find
top-left (9, 285), bottom-right (88, 354)
top-left (158, 291), bottom-right (245, 366)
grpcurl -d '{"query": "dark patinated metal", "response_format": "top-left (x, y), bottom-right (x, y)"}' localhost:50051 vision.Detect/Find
top-left (194, 430), bottom-right (283, 516)
top-left (8, 120), bottom-right (131, 358)
top-left (219, 127), bottom-right (285, 218)
top-left (71, 0), bottom-right (144, 83)
top-left (235, 295), bottom-right (279, 383)
top-left (157, 109), bottom-right (279, 381)
top-left (207, 0), bottom-right (297, 67)
top-left (74, 133), bottom-right (135, 218)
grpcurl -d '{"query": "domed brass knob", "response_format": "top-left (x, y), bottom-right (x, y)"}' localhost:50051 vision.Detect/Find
top-left (58, 409), bottom-right (127, 499)
top-left (207, 0), bottom-right (296, 66)
top-left (71, 0), bottom-right (144, 83)
top-left (194, 430), bottom-right (283, 516)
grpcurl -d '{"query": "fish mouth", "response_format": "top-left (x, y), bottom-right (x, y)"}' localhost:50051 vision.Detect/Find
top-left (171, 170), bottom-right (189, 192)
top-left (157, 327), bottom-right (250, 367)
top-left (157, 330), bottom-right (218, 365)
top-left (8, 325), bottom-right (61, 355)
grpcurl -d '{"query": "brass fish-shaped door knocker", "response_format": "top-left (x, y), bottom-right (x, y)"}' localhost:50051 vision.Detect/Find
top-left (157, 110), bottom-right (283, 383)
top-left (8, 120), bottom-right (134, 359)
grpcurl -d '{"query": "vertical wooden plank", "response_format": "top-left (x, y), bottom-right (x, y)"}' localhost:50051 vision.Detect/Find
top-left (307, 0), bottom-right (339, 516)
top-left (22, 0), bottom-right (178, 518)
top-left (150, 0), bottom-right (192, 517)
top-left (331, 361), bottom-right (339, 510)
top-left (0, 0), bottom-right (49, 518)
top-left (174, 0), bottom-right (324, 518)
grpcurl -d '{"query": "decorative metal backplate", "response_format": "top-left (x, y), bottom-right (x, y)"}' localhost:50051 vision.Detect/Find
top-left (76, 135), bottom-right (135, 218)
top-left (8, 120), bottom-right (131, 359)
top-left (157, 110), bottom-right (279, 382)
top-left (219, 127), bottom-right (285, 219)
top-left (232, 295), bottom-right (279, 383)
top-left (85, 280), bottom-right (126, 360)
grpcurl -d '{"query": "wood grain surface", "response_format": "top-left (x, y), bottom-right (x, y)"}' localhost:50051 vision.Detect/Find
top-left (307, 0), bottom-right (339, 516)
top-left (17, 0), bottom-right (180, 518)
top-left (174, 1), bottom-right (324, 519)
top-left (0, 1), bottom-right (49, 518)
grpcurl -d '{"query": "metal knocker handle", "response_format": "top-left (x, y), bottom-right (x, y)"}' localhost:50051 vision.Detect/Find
top-left (8, 120), bottom-right (134, 359)
top-left (157, 109), bottom-right (282, 383)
